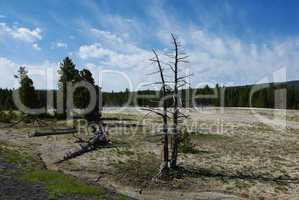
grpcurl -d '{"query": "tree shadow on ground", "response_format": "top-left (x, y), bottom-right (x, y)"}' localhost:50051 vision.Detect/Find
top-left (170, 166), bottom-right (299, 184)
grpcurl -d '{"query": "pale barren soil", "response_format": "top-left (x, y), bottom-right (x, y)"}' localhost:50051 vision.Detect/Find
top-left (1, 107), bottom-right (299, 200)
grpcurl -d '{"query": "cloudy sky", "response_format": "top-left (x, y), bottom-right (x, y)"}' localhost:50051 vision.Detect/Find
top-left (1, 0), bottom-right (299, 91)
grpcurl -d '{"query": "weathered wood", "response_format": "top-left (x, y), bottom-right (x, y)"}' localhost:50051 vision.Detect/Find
top-left (29, 128), bottom-right (77, 137)
top-left (152, 49), bottom-right (170, 177)
top-left (103, 122), bottom-right (143, 128)
top-left (57, 145), bottom-right (94, 164)
top-left (55, 130), bottom-right (110, 164)
top-left (170, 33), bottom-right (179, 169)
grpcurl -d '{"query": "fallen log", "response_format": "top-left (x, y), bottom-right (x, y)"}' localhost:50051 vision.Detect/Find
top-left (55, 130), bottom-right (110, 164)
top-left (103, 122), bottom-right (143, 128)
top-left (56, 144), bottom-right (94, 164)
top-left (29, 128), bottom-right (77, 137)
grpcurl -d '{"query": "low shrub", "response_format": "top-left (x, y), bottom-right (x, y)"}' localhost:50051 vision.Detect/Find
top-left (0, 110), bottom-right (18, 123)
top-left (178, 130), bottom-right (201, 154)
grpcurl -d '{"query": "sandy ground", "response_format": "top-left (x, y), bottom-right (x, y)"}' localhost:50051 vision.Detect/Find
top-left (1, 107), bottom-right (299, 200)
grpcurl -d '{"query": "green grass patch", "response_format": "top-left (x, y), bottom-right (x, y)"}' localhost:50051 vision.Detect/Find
top-left (0, 143), bottom-right (134, 200)
top-left (0, 145), bottom-right (42, 169)
top-left (22, 170), bottom-right (104, 199)
top-left (116, 194), bottom-right (134, 200)
top-left (2, 150), bottom-right (30, 165)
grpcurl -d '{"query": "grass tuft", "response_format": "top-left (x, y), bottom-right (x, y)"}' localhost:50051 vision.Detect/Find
top-left (22, 170), bottom-right (104, 199)
top-left (0, 145), bottom-right (42, 169)
top-left (178, 130), bottom-right (203, 154)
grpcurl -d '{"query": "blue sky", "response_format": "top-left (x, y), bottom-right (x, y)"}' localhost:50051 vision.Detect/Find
top-left (1, 0), bottom-right (299, 91)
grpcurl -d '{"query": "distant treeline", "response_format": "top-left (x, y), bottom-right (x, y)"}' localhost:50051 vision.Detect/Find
top-left (102, 82), bottom-right (299, 109)
top-left (1, 80), bottom-right (299, 110)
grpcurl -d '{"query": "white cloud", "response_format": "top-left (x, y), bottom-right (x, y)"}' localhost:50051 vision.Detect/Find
top-left (89, 29), bottom-right (141, 54)
top-left (0, 22), bottom-right (42, 43)
top-left (80, 0), bottom-right (145, 41)
top-left (51, 41), bottom-right (68, 49)
top-left (78, 29), bottom-right (152, 71)
top-left (79, 43), bottom-right (114, 59)
top-left (185, 27), bottom-right (299, 86)
top-left (0, 57), bottom-right (18, 89)
top-left (56, 42), bottom-right (67, 48)
top-left (85, 63), bottom-right (97, 69)
top-left (90, 29), bottom-right (123, 44)
top-left (77, 28), bottom-right (160, 91)
top-left (12, 27), bottom-right (42, 42)
top-left (78, 42), bottom-right (152, 72)
top-left (0, 57), bottom-right (59, 89)
top-left (32, 43), bottom-right (41, 51)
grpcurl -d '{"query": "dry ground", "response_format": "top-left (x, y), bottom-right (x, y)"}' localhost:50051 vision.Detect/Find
top-left (1, 107), bottom-right (299, 199)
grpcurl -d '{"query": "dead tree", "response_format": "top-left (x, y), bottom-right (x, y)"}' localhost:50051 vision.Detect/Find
top-left (152, 50), bottom-right (170, 177)
top-left (144, 34), bottom-right (191, 173)
top-left (141, 49), bottom-right (172, 178)
top-left (168, 33), bottom-right (190, 169)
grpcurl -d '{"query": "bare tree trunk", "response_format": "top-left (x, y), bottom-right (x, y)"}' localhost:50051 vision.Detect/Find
top-left (170, 34), bottom-right (179, 169)
top-left (152, 50), bottom-right (169, 177)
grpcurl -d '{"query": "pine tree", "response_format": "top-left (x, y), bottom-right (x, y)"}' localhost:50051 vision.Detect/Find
top-left (15, 66), bottom-right (37, 110)
top-left (77, 69), bottom-right (101, 122)
top-left (74, 69), bottom-right (95, 109)
top-left (58, 57), bottom-right (79, 117)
